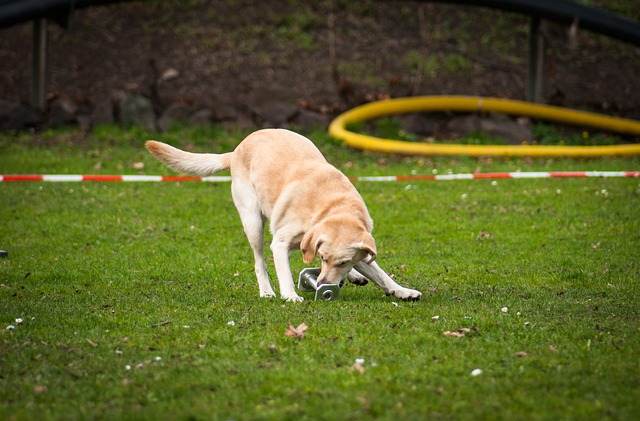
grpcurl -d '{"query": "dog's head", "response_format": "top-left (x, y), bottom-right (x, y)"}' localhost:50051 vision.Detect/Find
top-left (300, 219), bottom-right (376, 285)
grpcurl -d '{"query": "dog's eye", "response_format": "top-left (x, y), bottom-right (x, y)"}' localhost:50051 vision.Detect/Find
top-left (336, 261), bottom-right (349, 267)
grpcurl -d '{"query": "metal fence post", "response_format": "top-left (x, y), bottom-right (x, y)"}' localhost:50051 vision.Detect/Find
top-left (527, 16), bottom-right (545, 103)
top-left (31, 17), bottom-right (47, 110)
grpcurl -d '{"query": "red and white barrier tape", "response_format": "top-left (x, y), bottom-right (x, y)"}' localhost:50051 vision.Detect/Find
top-left (351, 171), bottom-right (640, 182)
top-left (0, 174), bottom-right (232, 182)
top-left (1, 171), bottom-right (638, 183)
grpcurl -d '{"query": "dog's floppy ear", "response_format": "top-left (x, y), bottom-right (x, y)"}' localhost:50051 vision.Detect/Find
top-left (361, 233), bottom-right (377, 264)
top-left (300, 228), bottom-right (321, 264)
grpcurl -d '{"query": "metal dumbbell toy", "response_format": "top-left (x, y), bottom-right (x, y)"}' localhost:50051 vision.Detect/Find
top-left (298, 268), bottom-right (341, 301)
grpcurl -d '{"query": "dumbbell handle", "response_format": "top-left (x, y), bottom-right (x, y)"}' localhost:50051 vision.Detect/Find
top-left (298, 268), bottom-right (341, 301)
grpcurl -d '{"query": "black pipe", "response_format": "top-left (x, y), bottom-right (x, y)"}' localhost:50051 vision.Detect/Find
top-left (0, 0), bottom-right (135, 29)
top-left (423, 0), bottom-right (640, 46)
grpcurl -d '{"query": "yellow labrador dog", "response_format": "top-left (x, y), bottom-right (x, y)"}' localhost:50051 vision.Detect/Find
top-left (146, 129), bottom-right (422, 302)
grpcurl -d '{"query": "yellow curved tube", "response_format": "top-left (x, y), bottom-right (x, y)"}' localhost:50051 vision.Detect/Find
top-left (328, 96), bottom-right (640, 157)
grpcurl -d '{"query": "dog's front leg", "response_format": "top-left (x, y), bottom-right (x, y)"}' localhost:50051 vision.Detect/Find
top-left (353, 261), bottom-right (422, 301)
top-left (270, 239), bottom-right (304, 302)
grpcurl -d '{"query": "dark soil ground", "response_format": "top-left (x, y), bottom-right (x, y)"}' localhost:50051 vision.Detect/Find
top-left (1, 0), bottom-right (639, 126)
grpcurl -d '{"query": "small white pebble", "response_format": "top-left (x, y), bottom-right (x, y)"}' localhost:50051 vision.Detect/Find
top-left (524, 321), bottom-right (530, 326)
top-left (491, 181), bottom-right (498, 186)
top-left (15, 318), bottom-right (23, 324)
top-left (392, 302), bottom-right (398, 307)
top-left (471, 368), bottom-right (483, 377)
top-left (461, 193), bottom-right (468, 200)
top-left (115, 350), bottom-right (123, 356)
top-left (501, 307), bottom-right (509, 313)
top-left (155, 356), bottom-right (162, 362)
top-left (227, 320), bottom-right (236, 326)
top-left (556, 189), bottom-right (562, 194)
top-left (516, 312), bottom-right (521, 316)
top-left (431, 315), bottom-right (440, 321)
top-left (125, 365), bottom-right (132, 371)
top-left (355, 358), bottom-right (365, 365)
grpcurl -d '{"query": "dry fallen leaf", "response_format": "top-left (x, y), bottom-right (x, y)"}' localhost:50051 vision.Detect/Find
top-left (284, 323), bottom-right (308, 339)
top-left (515, 351), bottom-right (529, 358)
top-left (477, 231), bottom-right (493, 241)
top-left (443, 326), bottom-right (477, 338)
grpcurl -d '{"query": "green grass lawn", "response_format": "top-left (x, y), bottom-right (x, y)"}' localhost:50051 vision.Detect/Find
top-left (1, 126), bottom-right (639, 420)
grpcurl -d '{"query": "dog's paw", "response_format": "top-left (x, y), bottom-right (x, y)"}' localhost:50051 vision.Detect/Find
top-left (282, 294), bottom-right (304, 303)
top-left (347, 272), bottom-right (369, 286)
top-left (390, 288), bottom-right (422, 301)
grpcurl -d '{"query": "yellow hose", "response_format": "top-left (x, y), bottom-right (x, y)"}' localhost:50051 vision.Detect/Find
top-left (328, 96), bottom-right (640, 157)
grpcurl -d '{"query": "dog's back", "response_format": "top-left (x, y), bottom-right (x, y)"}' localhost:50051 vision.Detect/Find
top-left (231, 129), bottom-right (327, 174)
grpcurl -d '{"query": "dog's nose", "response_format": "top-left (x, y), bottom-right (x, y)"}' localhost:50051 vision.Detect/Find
top-left (317, 275), bottom-right (345, 288)
top-left (316, 274), bottom-right (333, 286)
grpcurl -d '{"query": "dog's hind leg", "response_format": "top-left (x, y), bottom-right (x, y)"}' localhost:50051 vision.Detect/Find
top-left (231, 182), bottom-right (275, 298)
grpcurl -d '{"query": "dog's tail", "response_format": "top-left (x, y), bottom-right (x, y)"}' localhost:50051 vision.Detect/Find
top-left (145, 140), bottom-right (232, 176)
